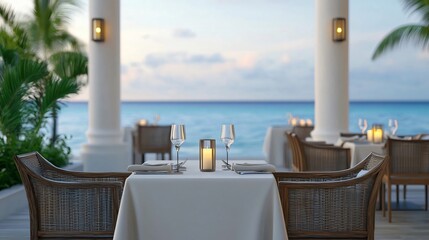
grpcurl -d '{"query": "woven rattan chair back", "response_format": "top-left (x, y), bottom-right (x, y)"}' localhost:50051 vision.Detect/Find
top-left (275, 153), bottom-right (388, 239)
top-left (133, 125), bottom-right (172, 163)
top-left (14, 152), bottom-right (130, 240)
top-left (294, 136), bottom-right (351, 171)
top-left (387, 138), bottom-right (429, 174)
top-left (383, 138), bottom-right (429, 222)
top-left (291, 125), bottom-right (314, 141)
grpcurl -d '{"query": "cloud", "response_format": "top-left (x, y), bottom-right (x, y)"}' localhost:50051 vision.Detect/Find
top-left (173, 28), bottom-right (196, 38)
top-left (144, 52), bottom-right (226, 67)
top-left (115, 51), bottom-right (315, 101)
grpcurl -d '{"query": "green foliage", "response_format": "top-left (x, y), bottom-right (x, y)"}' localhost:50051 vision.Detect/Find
top-left (372, 0), bottom-right (429, 59)
top-left (0, 0), bottom-right (87, 191)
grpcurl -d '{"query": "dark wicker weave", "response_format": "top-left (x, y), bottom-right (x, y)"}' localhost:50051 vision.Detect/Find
top-left (273, 153), bottom-right (388, 240)
top-left (133, 125), bottom-right (172, 163)
top-left (383, 138), bottom-right (429, 222)
top-left (287, 133), bottom-right (351, 172)
top-left (14, 152), bottom-right (130, 240)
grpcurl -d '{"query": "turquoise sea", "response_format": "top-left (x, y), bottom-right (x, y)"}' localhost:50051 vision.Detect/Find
top-left (58, 101), bottom-right (429, 159)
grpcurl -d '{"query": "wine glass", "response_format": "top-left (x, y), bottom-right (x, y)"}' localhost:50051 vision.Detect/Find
top-left (221, 124), bottom-right (235, 168)
top-left (170, 124), bottom-right (186, 172)
top-left (358, 118), bottom-right (368, 134)
top-left (388, 119), bottom-right (398, 136)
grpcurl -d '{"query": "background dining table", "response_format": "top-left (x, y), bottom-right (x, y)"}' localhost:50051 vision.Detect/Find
top-left (263, 125), bottom-right (292, 169)
top-left (113, 160), bottom-right (287, 240)
top-left (342, 141), bottom-right (385, 166)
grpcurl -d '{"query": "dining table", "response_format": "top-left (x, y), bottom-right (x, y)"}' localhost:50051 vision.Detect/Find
top-left (113, 160), bottom-right (288, 240)
top-left (342, 141), bottom-right (385, 167)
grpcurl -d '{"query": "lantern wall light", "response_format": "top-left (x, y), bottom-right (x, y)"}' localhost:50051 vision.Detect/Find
top-left (332, 18), bottom-right (346, 42)
top-left (92, 18), bottom-right (105, 42)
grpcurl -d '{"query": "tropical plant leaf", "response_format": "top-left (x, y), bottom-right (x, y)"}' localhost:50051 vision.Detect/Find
top-left (49, 51), bottom-right (87, 80)
top-left (0, 59), bottom-right (48, 138)
top-left (403, 0), bottom-right (429, 24)
top-left (372, 24), bottom-right (429, 60)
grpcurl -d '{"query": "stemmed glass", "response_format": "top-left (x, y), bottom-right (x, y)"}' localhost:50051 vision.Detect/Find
top-left (221, 124), bottom-right (235, 169)
top-left (388, 119), bottom-right (398, 136)
top-left (170, 124), bottom-right (186, 172)
top-left (358, 118), bottom-right (368, 134)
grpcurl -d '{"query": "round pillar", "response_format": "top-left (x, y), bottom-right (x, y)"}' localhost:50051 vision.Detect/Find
top-left (311, 0), bottom-right (349, 143)
top-left (81, 0), bottom-right (131, 171)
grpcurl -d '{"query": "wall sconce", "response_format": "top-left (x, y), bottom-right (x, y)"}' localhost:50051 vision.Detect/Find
top-left (332, 18), bottom-right (346, 42)
top-left (92, 18), bottom-right (105, 42)
top-left (199, 139), bottom-right (216, 172)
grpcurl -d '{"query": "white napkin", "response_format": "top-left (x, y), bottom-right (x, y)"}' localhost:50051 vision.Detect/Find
top-left (335, 135), bottom-right (365, 146)
top-left (232, 163), bottom-right (276, 173)
top-left (127, 163), bottom-right (172, 173)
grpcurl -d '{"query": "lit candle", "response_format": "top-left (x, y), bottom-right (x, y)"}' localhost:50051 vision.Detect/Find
top-left (202, 148), bottom-right (213, 170)
top-left (299, 119), bottom-right (306, 126)
top-left (199, 139), bottom-right (216, 172)
top-left (138, 119), bottom-right (148, 126)
top-left (367, 129), bottom-right (373, 142)
top-left (374, 129), bottom-right (383, 143)
top-left (291, 118), bottom-right (298, 126)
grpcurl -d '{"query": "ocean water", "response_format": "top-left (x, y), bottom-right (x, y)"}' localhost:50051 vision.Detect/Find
top-left (58, 101), bottom-right (429, 159)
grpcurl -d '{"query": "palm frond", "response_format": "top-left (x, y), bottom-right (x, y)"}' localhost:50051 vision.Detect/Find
top-left (39, 76), bottom-right (79, 116)
top-left (403, 0), bottom-right (429, 24)
top-left (372, 24), bottom-right (429, 60)
top-left (49, 51), bottom-right (87, 80)
top-left (0, 3), bottom-right (17, 27)
top-left (0, 59), bottom-right (47, 138)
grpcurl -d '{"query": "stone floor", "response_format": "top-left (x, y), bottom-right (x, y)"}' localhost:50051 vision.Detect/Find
top-left (0, 186), bottom-right (428, 239)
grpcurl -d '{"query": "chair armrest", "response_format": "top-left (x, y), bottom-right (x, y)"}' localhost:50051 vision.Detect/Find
top-left (44, 168), bottom-right (130, 184)
top-left (274, 168), bottom-right (360, 182)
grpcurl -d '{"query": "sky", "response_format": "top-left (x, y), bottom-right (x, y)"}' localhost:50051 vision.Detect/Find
top-left (5, 0), bottom-right (429, 101)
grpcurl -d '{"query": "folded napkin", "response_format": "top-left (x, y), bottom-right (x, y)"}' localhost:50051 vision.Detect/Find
top-left (335, 136), bottom-right (366, 147)
top-left (127, 163), bottom-right (172, 173)
top-left (232, 163), bottom-right (276, 173)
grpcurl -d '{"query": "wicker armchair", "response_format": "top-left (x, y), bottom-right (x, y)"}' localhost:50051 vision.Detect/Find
top-left (291, 125), bottom-right (314, 141)
top-left (286, 132), bottom-right (302, 171)
top-left (273, 153), bottom-right (388, 240)
top-left (287, 132), bottom-right (351, 171)
top-left (14, 152), bottom-right (130, 240)
top-left (383, 138), bottom-right (429, 222)
top-left (133, 125), bottom-right (172, 163)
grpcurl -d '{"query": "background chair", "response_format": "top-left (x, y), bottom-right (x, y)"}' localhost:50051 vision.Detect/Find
top-left (287, 132), bottom-right (351, 171)
top-left (291, 125), bottom-right (314, 141)
top-left (133, 125), bottom-right (172, 164)
top-left (274, 153), bottom-right (388, 240)
top-left (383, 138), bottom-right (429, 222)
top-left (14, 152), bottom-right (130, 240)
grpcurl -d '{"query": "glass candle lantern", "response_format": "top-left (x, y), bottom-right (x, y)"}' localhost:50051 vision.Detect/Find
top-left (372, 124), bottom-right (384, 143)
top-left (199, 139), bottom-right (216, 172)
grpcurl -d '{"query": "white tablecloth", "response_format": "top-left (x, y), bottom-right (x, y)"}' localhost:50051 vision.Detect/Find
top-left (263, 126), bottom-right (292, 168)
top-left (343, 142), bottom-right (385, 167)
top-left (114, 160), bottom-right (287, 240)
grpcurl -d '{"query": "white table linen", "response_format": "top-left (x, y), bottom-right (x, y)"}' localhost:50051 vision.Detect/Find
top-left (343, 142), bottom-right (385, 167)
top-left (263, 126), bottom-right (292, 168)
top-left (114, 160), bottom-right (287, 240)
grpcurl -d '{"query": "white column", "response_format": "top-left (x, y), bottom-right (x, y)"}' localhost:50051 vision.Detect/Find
top-left (311, 0), bottom-right (349, 143)
top-left (81, 0), bottom-right (131, 171)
